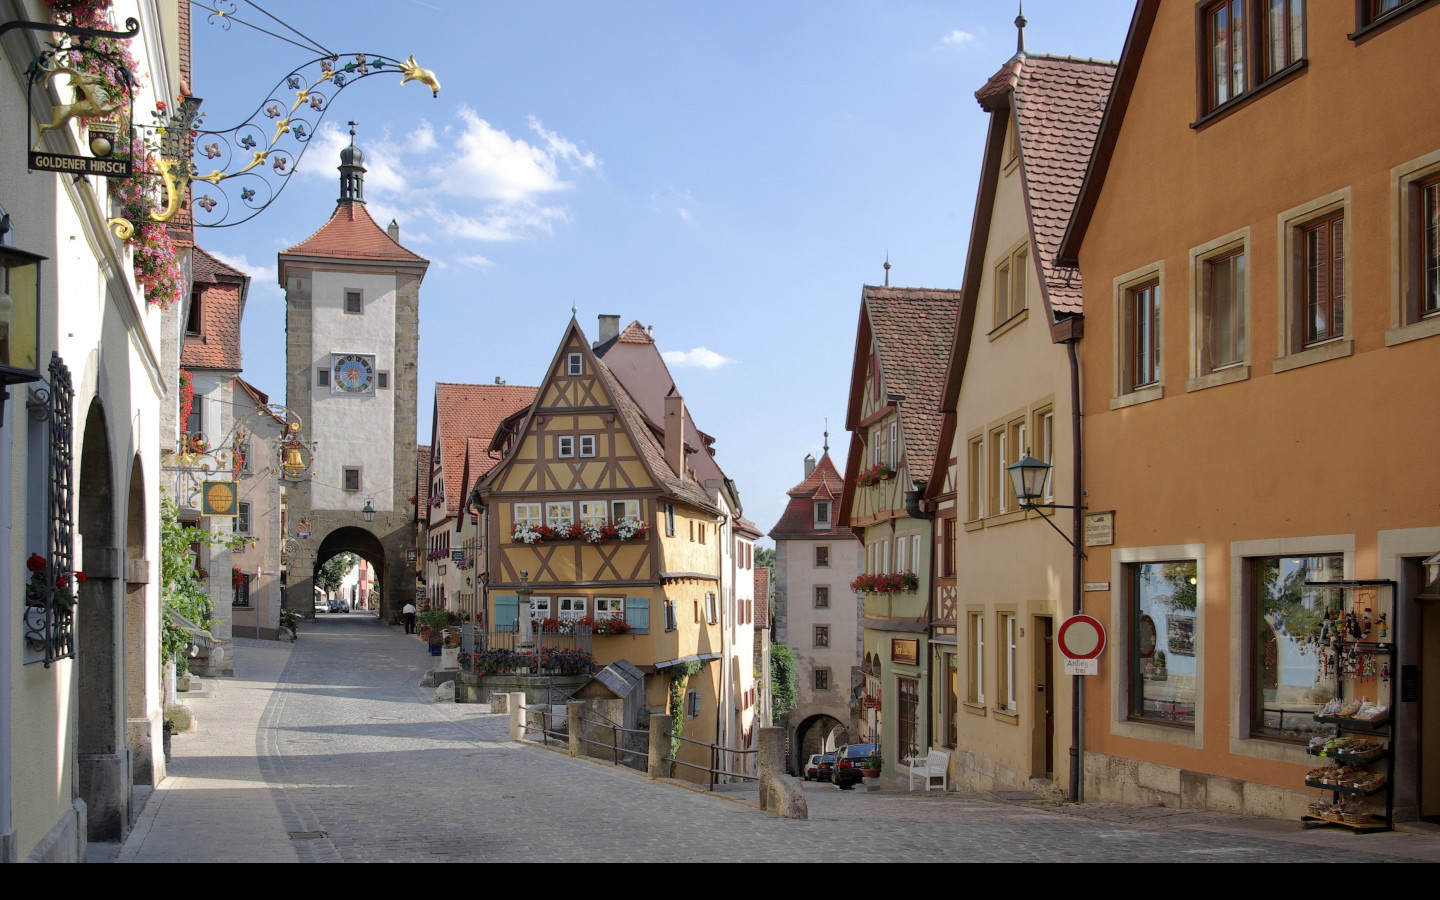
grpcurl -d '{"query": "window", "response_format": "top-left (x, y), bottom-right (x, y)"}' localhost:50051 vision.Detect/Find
top-left (1006, 419), bottom-right (1027, 510)
top-left (686, 690), bottom-right (701, 718)
top-left (912, 535), bottom-right (921, 574)
top-left (665, 504), bottom-right (675, 537)
top-left (997, 614), bottom-right (1018, 712)
top-left (815, 545), bottom-right (829, 568)
top-left (1392, 155), bottom-right (1440, 345)
top-left (513, 503), bottom-right (541, 528)
top-left (1203, 248), bottom-right (1247, 371)
top-left (1303, 211), bottom-right (1345, 346)
top-left (1036, 409), bottom-right (1055, 503)
top-left (897, 677), bottom-right (920, 761)
top-left (1202, 1), bottom-right (1305, 115)
top-left (1422, 177), bottom-right (1440, 319)
top-left (1127, 279), bottom-right (1161, 391)
top-left (664, 599), bottom-right (677, 632)
top-left (317, 368), bottom-right (330, 387)
top-left (698, 521), bottom-right (706, 545)
top-left (968, 612), bottom-right (985, 704)
top-left (814, 500), bottom-right (830, 529)
top-left (558, 596), bottom-right (588, 622)
top-left (1251, 553), bottom-right (1344, 740)
top-left (994, 243), bottom-right (1029, 328)
top-left (815, 669), bottom-right (831, 691)
top-left (185, 290), bottom-right (203, 335)
top-left (814, 625), bottom-right (830, 648)
top-left (343, 467), bottom-right (361, 492)
top-left (546, 502), bottom-right (573, 530)
top-left (235, 436), bottom-right (252, 475)
top-left (557, 435), bottom-right (575, 458)
top-left (987, 426), bottom-right (1005, 516)
top-left (580, 501), bottom-right (607, 529)
top-left (612, 500), bottom-right (640, 522)
top-left (872, 425), bottom-right (887, 467)
top-left (895, 537), bottom-right (907, 574)
top-left (232, 571), bottom-right (250, 607)
top-left (942, 651), bottom-right (959, 748)
top-left (378, 372), bottom-right (389, 390)
top-left (236, 501), bottom-right (252, 535)
top-left (567, 353), bottom-right (583, 376)
top-left (529, 596), bottom-right (552, 622)
top-left (579, 434), bottom-right (596, 457)
top-left (344, 289), bottom-right (363, 314)
top-left (966, 435), bottom-right (984, 521)
top-left (1129, 561), bottom-right (1198, 727)
top-left (814, 586), bottom-right (830, 609)
top-left (889, 421), bottom-right (899, 468)
top-left (1359, 0), bottom-right (1423, 30)
top-left (705, 591), bottom-right (718, 625)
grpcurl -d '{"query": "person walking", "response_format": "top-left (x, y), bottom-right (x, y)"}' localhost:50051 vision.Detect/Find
top-left (402, 601), bottom-right (417, 635)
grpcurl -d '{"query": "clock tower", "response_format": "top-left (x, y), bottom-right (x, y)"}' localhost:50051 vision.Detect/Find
top-left (278, 129), bottom-right (428, 621)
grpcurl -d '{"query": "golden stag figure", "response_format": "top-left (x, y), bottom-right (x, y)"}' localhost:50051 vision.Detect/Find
top-left (33, 64), bottom-right (123, 148)
top-left (398, 56), bottom-right (441, 97)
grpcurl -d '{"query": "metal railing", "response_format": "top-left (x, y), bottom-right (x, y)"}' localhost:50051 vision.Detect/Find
top-left (668, 735), bottom-right (759, 789)
top-left (475, 628), bottom-right (593, 655)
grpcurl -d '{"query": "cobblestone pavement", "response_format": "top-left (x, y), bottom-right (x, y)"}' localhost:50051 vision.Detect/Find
top-left (105, 614), bottom-right (1440, 863)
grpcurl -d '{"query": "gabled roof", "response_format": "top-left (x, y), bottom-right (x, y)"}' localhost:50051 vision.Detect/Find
top-left (940, 53), bottom-right (1115, 412)
top-left (278, 202), bottom-right (429, 283)
top-left (233, 376), bottom-right (285, 426)
top-left (769, 453), bottom-right (853, 541)
top-left (182, 246), bottom-right (248, 371)
top-left (432, 383), bottom-right (539, 520)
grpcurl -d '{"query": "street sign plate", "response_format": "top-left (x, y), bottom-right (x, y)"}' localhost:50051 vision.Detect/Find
top-left (1064, 658), bottom-right (1098, 676)
top-left (1057, 614), bottom-right (1106, 660)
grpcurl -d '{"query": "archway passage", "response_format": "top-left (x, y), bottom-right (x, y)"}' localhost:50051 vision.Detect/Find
top-left (124, 455), bottom-right (156, 788)
top-left (791, 713), bottom-right (847, 776)
top-left (77, 400), bottom-right (129, 841)
top-left (311, 527), bottom-right (387, 622)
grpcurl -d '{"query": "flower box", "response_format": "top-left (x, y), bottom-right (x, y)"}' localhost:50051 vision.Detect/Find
top-left (850, 572), bottom-right (920, 594)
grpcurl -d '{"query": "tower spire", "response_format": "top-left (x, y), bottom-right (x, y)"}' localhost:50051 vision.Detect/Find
top-left (1016, 3), bottom-right (1028, 55)
top-left (338, 120), bottom-right (366, 204)
top-left (824, 419), bottom-right (829, 454)
top-left (883, 253), bottom-right (891, 287)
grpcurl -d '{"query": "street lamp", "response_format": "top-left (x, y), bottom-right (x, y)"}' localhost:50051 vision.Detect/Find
top-left (362, 498), bottom-right (375, 523)
top-left (1005, 454), bottom-right (1084, 548)
top-left (0, 228), bottom-right (45, 428)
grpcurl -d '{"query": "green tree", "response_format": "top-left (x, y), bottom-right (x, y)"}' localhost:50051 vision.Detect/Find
top-left (755, 547), bottom-right (776, 571)
top-left (159, 496), bottom-right (228, 676)
top-left (314, 552), bottom-right (358, 594)
top-left (771, 643), bottom-right (798, 719)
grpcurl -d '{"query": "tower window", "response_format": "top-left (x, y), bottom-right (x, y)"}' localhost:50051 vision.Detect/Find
top-left (344, 290), bottom-right (363, 314)
top-left (317, 368), bottom-right (330, 387)
top-left (343, 467), bottom-right (361, 491)
top-left (377, 372), bottom-right (389, 389)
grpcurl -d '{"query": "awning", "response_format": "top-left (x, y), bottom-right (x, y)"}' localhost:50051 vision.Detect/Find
top-left (653, 652), bottom-right (722, 670)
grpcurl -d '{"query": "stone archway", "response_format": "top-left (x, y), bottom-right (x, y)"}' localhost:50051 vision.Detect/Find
top-left (123, 455), bottom-right (156, 787)
top-left (311, 526), bottom-right (387, 618)
top-left (76, 399), bottom-right (129, 841)
top-left (789, 712), bottom-right (848, 776)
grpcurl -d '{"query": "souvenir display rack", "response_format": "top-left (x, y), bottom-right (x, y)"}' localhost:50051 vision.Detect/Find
top-left (1299, 580), bottom-right (1395, 833)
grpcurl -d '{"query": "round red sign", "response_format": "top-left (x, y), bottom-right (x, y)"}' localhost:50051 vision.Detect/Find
top-left (1058, 614), bottom-right (1107, 661)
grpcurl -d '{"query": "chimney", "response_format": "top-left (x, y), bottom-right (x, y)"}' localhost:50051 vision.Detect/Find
top-left (595, 314), bottom-right (620, 349)
top-left (804, 454), bottom-right (816, 478)
top-left (388, 219), bottom-right (400, 243)
top-left (664, 395), bottom-right (686, 477)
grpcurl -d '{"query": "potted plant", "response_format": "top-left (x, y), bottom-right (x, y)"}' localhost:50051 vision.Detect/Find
top-left (860, 752), bottom-right (882, 779)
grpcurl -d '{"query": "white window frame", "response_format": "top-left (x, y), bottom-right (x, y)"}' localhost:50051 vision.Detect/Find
top-left (1000, 613), bottom-right (1018, 712)
top-left (889, 421), bottom-right (898, 467)
top-left (814, 500), bottom-right (830, 528)
top-left (557, 435), bottom-right (575, 458)
top-left (567, 353), bottom-right (583, 376)
top-left (513, 503), bottom-right (542, 528)
top-left (579, 434), bottom-right (597, 457)
top-left (558, 596), bottom-right (588, 622)
top-left (546, 502), bottom-right (574, 530)
top-left (612, 499), bottom-right (640, 522)
top-left (895, 535), bottom-right (907, 573)
top-left (1039, 409), bottom-right (1055, 504)
top-left (970, 612), bottom-right (985, 705)
top-left (911, 535), bottom-right (921, 574)
top-left (579, 501), bottom-right (607, 528)
top-left (594, 597), bottom-right (625, 619)
top-left (530, 596), bottom-right (552, 621)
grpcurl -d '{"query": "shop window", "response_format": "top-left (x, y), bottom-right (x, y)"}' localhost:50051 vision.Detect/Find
top-left (1128, 561), bottom-right (1198, 727)
top-left (1250, 553), bottom-right (1345, 740)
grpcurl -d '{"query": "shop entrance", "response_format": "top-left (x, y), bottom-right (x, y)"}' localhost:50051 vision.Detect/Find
top-left (1423, 601), bottom-right (1440, 822)
top-left (1031, 616), bottom-right (1054, 780)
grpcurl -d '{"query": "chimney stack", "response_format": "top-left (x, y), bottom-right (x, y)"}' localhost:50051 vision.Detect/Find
top-left (804, 454), bottom-right (816, 478)
top-left (388, 219), bottom-right (400, 243)
top-left (664, 395), bottom-right (686, 477)
top-left (595, 314), bottom-right (620, 349)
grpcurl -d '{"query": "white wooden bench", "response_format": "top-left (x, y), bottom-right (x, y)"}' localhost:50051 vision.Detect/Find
top-left (903, 748), bottom-right (950, 792)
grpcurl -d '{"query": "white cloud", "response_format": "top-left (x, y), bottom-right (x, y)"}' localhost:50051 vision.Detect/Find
top-left (205, 250), bottom-right (282, 299)
top-left (528, 115), bottom-right (600, 172)
top-left (427, 106), bottom-right (574, 202)
top-left (405, 120), bottom-right (437, 154)
top-left (456, 254), bottom-right (495, 270)
top-left (662, 347), bottom-right (736, 369)
top-left (650, 187), bottom-right (696, 225)
top-left (942, 29), bottom-right (976, 48)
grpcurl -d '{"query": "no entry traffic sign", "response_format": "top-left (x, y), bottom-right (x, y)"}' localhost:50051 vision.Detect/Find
top-left (1057, 614), bottom-right (1106, 660)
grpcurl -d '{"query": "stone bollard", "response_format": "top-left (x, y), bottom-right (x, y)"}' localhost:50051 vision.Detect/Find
top-left (567, 701), bottom-right (585, 758)
top-left (508, 692), bottom-right (526, 741)
top-left (758, 727), bottom-right (808, 819)
top-left (647, 713), bottom-right (672, 780)
top-left (490, 691), bottom-right (509, 714)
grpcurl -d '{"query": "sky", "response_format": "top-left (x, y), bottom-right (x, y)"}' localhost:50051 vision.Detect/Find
top-left (190, 0), bottom-right (1137, 545)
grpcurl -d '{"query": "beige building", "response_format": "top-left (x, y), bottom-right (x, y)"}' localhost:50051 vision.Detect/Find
top-left (230, 378), bottom-right (288, 640)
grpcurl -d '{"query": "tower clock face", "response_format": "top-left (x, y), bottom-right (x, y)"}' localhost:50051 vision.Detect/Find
top-left (331, 353), bottom-right (376, 395)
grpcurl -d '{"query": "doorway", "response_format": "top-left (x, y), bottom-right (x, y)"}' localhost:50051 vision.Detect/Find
top-left (1031, 616), bottom-right (1054, 780)
top-left (1423, 599), bottom-right (1439, 822)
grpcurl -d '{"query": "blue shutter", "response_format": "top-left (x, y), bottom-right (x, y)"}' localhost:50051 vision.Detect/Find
top-left (495, 595), bottom-right (519, 633)
top-left (624, 597), bottom-right (650, 634)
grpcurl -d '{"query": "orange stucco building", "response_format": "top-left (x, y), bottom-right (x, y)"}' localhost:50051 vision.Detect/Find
top-left (1058, 1), bottom-right (1440, 822)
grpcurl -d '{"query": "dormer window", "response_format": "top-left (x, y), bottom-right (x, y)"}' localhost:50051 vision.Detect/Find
top-left (567, 353), bottom-right (583, 376)
top-left (185, 290), bottom-right (203, 335)
top-left (814, 500), bottom-right (831, 530)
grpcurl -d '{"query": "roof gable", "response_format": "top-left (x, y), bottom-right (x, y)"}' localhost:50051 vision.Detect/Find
top-left (430, 383), bottom-right (540, 519)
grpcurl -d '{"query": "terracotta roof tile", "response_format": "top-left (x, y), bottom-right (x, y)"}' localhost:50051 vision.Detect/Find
top-left (280, 202), bottom-right (428, 265)
top-left (863, 287), bottom-right (960, 472)
top-left (754, 566), bottom-right (770, 629)
top-left (617, 320), bottom-right (653, 344)
top-left (594, 358), bottom-right (717, 512)
top-left (434, 383), bottom-right (539, 519)
top-left (181, 247), bottom-right (246, 371)
top-left (769, 454), bottom-right (856, 540)
top-left (1011, 56), bottom-right (1116, 315)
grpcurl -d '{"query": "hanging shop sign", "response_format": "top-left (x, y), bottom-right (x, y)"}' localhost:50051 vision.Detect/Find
top-left (1084, 511), bottom-right (1115, 547)
top-left (25, 19), bottom-right (140, 178)
top-left (200, 480), bottom-right (238, 517)
top-left (891, 638), bottom-right (919, 666)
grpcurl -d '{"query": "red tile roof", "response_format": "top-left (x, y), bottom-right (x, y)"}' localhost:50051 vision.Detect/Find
top-left (769, 453), bottom-right (855, 541)
top-left (617, 320), bottom-right (653, 344)
top-left (280, 202), bottom-right (429, 266)
top-left (1010, 56), bottom-right (1116, 315)
top-left (753, 566), bottom-right (770, 630)
top-left (182, 246), bottom-right (247, 371)
top-left (862, 287), bottom-right (960, 475)
top-left (433, 383), bottom-right (539, 519)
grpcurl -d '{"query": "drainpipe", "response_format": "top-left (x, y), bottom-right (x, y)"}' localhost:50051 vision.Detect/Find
top-left (0, 417), bottom-right (12, 858)
top-left (1067, 338), bottom-right (1084, 805)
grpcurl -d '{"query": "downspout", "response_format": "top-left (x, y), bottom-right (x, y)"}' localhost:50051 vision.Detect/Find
top-left (1067, 337), bottom-right (1084, 804)
top-left (0, 416), bottom-right (12, 859)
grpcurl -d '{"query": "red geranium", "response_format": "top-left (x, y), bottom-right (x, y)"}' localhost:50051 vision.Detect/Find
top-left (27, 554), bottom-right (46, 573)
top-left (76, 572), bottom-right (87, 584)
top-left (55, 574), bottom-right (69, 588)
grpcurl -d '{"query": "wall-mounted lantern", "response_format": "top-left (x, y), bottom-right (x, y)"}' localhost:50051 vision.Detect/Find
top-left (0, 217), bottom-right (45, 427)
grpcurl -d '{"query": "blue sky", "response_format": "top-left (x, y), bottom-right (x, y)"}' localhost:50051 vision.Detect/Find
top-left (192, 1), bottom-right (1136, 543)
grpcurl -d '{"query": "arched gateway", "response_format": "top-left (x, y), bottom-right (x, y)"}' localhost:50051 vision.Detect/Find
top-left (277, 131), bottom-right (426, 623)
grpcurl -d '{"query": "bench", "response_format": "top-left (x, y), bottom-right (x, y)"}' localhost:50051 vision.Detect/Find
top-left (903, 748), bottom-right (950, 792)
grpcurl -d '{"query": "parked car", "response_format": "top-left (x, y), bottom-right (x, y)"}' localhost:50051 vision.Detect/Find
top-left (829, 743), bottom-right (879, 789)
top-left (314, 597), bottom-right (327, 614)
top-left (328, 598), bottom-right (349, 613)
top-left (803, 753), bottom-right (837, 781)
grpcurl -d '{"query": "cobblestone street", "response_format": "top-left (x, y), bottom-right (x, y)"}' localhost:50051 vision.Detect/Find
top-left (97, 615), bottom-right (1440, 863)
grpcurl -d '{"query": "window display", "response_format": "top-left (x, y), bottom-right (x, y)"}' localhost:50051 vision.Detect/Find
top-left (1251, 554), bottom-right (1343, 739)
top-left (1129, 561), bottom-right (1197, 725)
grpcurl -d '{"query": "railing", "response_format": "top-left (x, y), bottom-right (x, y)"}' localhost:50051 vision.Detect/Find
top-left (669, 734), bottom-right (759, 789)
top-left (578, 720), bottom-right (650, 771)
top-left (475, 628), bottom-right (593, 655)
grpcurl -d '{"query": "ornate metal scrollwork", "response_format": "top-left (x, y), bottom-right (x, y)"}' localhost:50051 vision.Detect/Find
top-left (22, 355), bottom-right (75, 667)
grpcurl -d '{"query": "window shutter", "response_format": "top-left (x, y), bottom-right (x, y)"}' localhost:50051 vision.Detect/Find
top-left (494, 595), bottom-right (519, 633)
top-left (624, 597), bottom-right (650, 634)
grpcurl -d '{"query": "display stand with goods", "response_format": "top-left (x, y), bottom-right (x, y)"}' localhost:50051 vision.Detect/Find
top-left (1300, 580), bottom-right (1395, 833)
